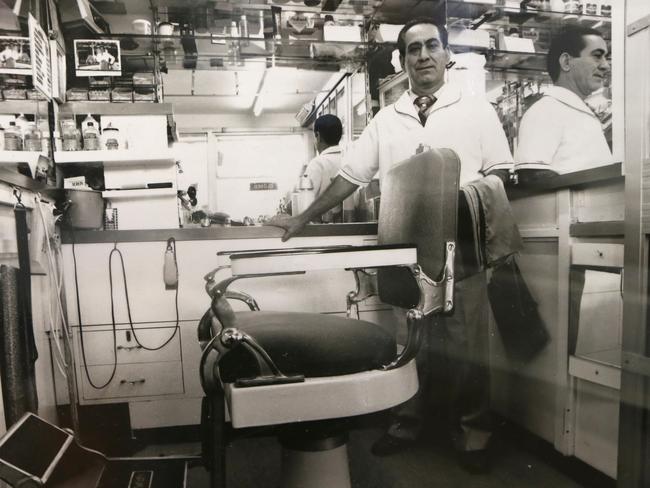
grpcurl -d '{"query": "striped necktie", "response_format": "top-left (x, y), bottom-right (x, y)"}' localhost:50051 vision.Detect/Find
top-left (414, 95), bottom-right (436, 126)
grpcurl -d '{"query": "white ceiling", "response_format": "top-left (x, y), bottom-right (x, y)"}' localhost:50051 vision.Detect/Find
top-left (162, 66), bottom-right (339, 114)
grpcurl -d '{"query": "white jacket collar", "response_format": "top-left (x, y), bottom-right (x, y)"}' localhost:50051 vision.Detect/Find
top-left (320, 145), bottom-right (341, 155)
top-left (543, 86), bottom-right (596, 117)
top-left (394, 83), bottom-right (461, 121)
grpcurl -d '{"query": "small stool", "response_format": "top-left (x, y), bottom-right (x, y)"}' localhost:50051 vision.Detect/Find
top-left (0, 413), bottom-right (196, 487)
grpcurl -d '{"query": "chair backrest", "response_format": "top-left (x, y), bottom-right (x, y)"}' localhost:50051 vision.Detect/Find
top-left (377, 148), bottom-right (460, 309)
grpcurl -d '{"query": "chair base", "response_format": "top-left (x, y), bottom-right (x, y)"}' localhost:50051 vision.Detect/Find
top-left (280, 443), bottom-right (351, 488)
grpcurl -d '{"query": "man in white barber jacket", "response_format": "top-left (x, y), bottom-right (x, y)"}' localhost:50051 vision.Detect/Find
top-left (268, 17), bottom-right (513, 472)
top-left (302, 114), bottom-right (344, 222)
top-left (515, 25), bottom-right (613, 174)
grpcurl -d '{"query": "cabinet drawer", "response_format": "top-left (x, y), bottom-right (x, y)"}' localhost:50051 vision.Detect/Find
top-left (80, 362), bottom-right (184, 401)
top-left (571, 243), bottom-right (624, 268)
top-left (75, 327), bottom-right (181, 366)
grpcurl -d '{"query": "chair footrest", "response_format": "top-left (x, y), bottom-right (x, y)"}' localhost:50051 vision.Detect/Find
top-left (235, 375), bottom-right (305, 388)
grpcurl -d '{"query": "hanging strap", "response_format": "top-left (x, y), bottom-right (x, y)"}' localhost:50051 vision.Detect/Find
top-left (13, 193), bottom-right (39, 412)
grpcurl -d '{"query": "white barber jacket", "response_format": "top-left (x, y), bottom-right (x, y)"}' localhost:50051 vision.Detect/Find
top-left (515, 86), bottom-right (613, 175)
top-left (304, 145), bottom-right (342, 197)
top-left (338, 83), bottom-right (513, 188)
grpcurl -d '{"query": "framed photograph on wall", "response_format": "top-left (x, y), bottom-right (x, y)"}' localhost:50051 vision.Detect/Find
top-left (74, 39), bottom-right (121, 77)
top-left (0, 36), bottom-right (32, 75)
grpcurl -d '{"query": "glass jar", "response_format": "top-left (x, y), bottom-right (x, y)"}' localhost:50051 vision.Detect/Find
top-left (83, 121), bottom-right (100, 150)
top-left (61, 119), bottom-right (81, 151)
top-left (24, 123), bottom-right (42, 152)
top-left (5, 121), bottom-right (23, 151)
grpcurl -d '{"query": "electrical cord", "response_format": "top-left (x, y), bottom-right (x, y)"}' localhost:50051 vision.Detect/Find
top-left (109, 241), bottom-right (180, 351)
top-left (72, 236), bottom-right (118, 390)
top-left (35, 196), bottom-right (68, 378)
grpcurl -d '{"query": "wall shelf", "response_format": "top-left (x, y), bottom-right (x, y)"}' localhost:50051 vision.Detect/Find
top-left (102, 188), bottom-right (177, 198)
top-left (0, 100), bottom-right (50, 116)
top-left (54, 150), bottom-right (175, 166)
top-left (0, 151), bottom-right (49, 167)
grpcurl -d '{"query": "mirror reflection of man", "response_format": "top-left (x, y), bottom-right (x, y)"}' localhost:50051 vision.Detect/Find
top-left (95, 45), bottom-right (115, 70)
top-left (268, 17), bottom-right (514, 473)
top-left (515, 26), bottom-right (613, 174)
top-left (0, 41), bottom-right (18, 68)
top-left (302, 114), bottom-right (344, 222)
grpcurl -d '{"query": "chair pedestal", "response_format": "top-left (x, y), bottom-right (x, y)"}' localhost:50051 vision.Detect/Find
top-left (279, 423), bottom-right (351, 488)
top-left (280, 443), bottom-right (351, 488)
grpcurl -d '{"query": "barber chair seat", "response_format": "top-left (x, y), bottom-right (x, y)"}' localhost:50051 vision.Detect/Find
top-left (198, 148), bottom-right (461, 488)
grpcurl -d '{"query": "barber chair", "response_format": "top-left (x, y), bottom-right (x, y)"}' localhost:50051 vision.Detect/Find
top-left (198, 148), bottom-right (460, 488)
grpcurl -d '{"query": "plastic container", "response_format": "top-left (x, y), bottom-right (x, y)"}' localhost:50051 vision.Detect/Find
top-left (81, 114), bottom-right (99, 134)
top-left (5, 121), bottom-right (23, 151)
top-left (24, 123), bottom-right (42, 152)
top-left (83, 121), bottom-right (101, 150)
top-left (102, 123), bottom-right (121, 150)
top-left (38, 119), bottom-right (50, 155)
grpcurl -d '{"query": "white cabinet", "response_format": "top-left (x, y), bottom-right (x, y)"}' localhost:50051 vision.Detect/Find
top-left (61, 233), bottom-right (387, 427)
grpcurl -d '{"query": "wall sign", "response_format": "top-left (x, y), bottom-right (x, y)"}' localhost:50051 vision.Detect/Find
top-left (28, 13), bottom-right (52, 99)
top-left (250, 182), bottom-right (278, 191)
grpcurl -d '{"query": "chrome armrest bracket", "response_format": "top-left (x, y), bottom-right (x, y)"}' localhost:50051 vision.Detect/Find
top-left (346, 268), bottom-right (379, 319)
top-left (383, 241), bottom-right (455, 371)
top-left (413, 241), bottom-right (456, 316)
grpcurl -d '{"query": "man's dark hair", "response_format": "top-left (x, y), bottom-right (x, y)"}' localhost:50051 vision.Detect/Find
top-left (314, 114), bottom-right (342, 146)
top-left (547, 26), bottom-right (604, 82)
top-left (397, 17), bottom-right (448, 57)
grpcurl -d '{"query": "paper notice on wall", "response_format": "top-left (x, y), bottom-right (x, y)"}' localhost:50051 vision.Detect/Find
top-left (28, 13), bottom-right (52, 100)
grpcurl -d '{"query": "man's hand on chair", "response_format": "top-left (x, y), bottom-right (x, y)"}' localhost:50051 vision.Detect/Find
top-left (265, 214), bottom-right (308, 242)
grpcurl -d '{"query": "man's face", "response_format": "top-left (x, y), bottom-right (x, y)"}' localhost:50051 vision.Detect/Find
top-left (400, 24), bottom-right (450, 95)
top-left (567, 34), bottom-right (610, 97)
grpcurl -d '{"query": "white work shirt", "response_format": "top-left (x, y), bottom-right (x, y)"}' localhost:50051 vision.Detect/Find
top-left (515, 86), bottom-right (614, 174)
top-left (338, 83), bottom-right (513, 188)
top-left (304, 145), bottom-right (342, 197)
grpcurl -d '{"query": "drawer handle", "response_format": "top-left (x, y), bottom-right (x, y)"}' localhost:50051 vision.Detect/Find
top-left (596, 249), bottom-right (604, 258)
top-left (117, 345), bottom-right (143, 351)
top-left (120, 379), bottom-right (146, 386)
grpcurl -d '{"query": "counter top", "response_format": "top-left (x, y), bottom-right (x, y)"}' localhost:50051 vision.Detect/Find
top-left (61, 222), bottom-right (379, 244)
top-left (507, 162), bottom-right (623, 200)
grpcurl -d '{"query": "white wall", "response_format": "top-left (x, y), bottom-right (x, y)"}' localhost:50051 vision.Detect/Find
top-left (173, 112), bottom-right (300, 132)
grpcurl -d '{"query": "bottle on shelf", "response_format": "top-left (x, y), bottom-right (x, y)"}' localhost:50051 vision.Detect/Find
top-left (24, 123), bottom-right (42, 152)
top-left (37, 119), bottom-right (50, 155)
top-left (293, 174), bottom-right (315, 217)
top-left (83, 122), bottom-right (101, 150)
top-left (0, 125), bottom-right (5, 151)
top-left (81, 114), bottom-right (99, 134)
top-left (61, 118), bottom-right (81, 151)
top-left (5, 121), bottom-right (23, 151)
top-left (15, 113), bottom-right (29, 134)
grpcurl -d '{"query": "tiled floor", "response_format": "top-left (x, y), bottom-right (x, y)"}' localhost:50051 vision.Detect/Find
top-left (135, 425), bottom-right (613, 488)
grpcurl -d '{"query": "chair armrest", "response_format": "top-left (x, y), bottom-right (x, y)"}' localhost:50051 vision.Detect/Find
top-left (227, 244), bottom-right (418, 276)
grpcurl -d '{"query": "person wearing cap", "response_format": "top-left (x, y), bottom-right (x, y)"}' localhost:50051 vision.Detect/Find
top-left (268, 17), bottom-right (515, 473)
top-left (515, 25), bottom-right (613, 174)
